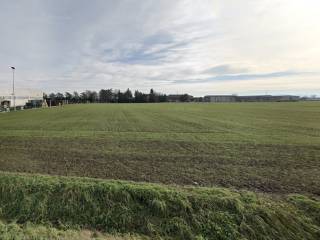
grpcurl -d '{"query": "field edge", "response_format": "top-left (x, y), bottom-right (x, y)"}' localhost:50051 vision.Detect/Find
top-left (0, 171), bottom-right (319, 240)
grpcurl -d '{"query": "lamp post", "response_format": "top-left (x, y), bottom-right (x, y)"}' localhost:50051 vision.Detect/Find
top-left (10, 66), bottom-right (15, 111)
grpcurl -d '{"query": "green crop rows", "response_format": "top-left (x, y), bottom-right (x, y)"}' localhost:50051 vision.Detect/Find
top-left (0, 102), bottom-right (319, 195)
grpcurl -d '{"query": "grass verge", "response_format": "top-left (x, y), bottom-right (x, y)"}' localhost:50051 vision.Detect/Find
top-left (0, 172), bottom-right (319, 239)
top-left (0, 220), bottom-right (149, 240)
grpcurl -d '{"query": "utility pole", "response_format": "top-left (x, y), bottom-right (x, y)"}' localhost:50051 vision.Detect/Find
top-left (10, 66), bottom-right (16, 111)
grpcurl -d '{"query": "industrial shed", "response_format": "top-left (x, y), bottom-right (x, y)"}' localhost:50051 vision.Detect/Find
top-left (204, 95), bottom-right (237, 102)
top-left (0, 89), bottom-right (43, 110)
top-left (204, 95), bottom-right (300, 102)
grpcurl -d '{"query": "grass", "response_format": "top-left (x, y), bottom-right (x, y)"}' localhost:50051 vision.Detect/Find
top-left (0, 102), bottom-right (319, 195)
top-left (0, 220), bottom-right (149, 240)
top-left (0, 172), bottom-right (319, 240)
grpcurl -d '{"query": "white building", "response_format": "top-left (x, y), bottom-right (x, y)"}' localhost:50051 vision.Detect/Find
top-left (0, 89), bottom-right (43, 109)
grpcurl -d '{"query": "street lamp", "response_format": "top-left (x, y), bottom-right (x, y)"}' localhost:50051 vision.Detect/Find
top-left (10, 66), bottom-right (15, 111)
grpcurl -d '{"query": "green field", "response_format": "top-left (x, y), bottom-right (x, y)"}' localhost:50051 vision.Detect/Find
top-left (0, 102), bottom-right (320, 239)
top-left (0, 102), bottom-right (319, 195)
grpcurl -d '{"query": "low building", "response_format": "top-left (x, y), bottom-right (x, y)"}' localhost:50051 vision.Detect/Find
top-left (0, 89), bottom-right (44, 110)
top-left (278, 95), bottom-right (300, 101)
top-left (168, 94), bottom-right (193, 102)
top-left (237, 95), bottom-right (300, 102)
top-left (300, 96), bottom-right (320, 101)
top-left (193, 97), bottom-right (203, 102)
top-left (204, 95), bottom-right (237, 102)
top-left (204, 94), bottom-right (300, 103)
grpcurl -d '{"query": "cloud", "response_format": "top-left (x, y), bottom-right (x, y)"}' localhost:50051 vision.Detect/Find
top-left (203, 65), bottom-right (249, 75)
top-left (101, 31), bottom-right (191, 65)
top-left (171, 71), bottom-right (313, 84)
top-left (0, 0), bottom-right (319, 96)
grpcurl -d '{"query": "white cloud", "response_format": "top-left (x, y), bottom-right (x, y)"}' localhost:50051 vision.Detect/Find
top-left (0, 0), bottom-right (319, 96)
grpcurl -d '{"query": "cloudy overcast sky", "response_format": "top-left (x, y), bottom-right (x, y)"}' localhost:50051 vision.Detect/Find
top-left (0, 0), bottom-right (319, 96)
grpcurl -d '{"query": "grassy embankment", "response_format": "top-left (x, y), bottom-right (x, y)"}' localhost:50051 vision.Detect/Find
top-left (0, 172), bottom-right (319, 240)
top-left (0, 220), bottom-right (148, 240)
top-left (0, 102), bottom-right (319, 195)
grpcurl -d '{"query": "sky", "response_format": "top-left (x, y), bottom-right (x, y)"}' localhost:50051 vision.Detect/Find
top-left (0, 0), bottom-right (319, 96)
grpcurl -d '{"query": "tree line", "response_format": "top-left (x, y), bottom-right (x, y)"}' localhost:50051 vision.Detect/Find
top-left (44, 88), bottom-right (173, 105)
